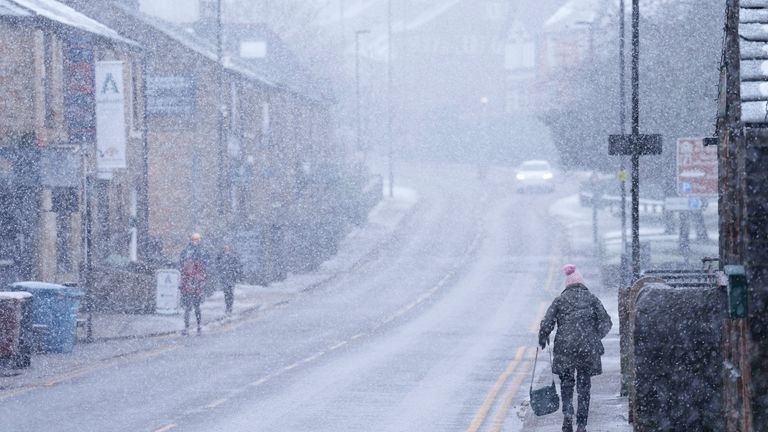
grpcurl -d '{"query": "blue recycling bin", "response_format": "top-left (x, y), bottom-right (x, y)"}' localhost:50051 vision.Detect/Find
top-left (5, 282), bottom-right (83, 353)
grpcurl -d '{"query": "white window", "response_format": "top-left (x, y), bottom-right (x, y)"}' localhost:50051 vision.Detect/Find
top-left (240, 40), bottom-right (268, 59)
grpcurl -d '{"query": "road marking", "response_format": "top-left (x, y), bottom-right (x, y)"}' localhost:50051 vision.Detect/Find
top-left (529, 302), bottom-right (547, 334)
top-left (250, 375), bottom-right (272, 387)
top-left (544, 253), bottom-right (559, 294)
top-left (489, 348), bottom-right (537, 432)
top-left (329, 341), bottom-right (348, 351)
top-left (153, 424), bottom-right (177, 432)
top-left (283, 362), bottom-right (300, 371)
top-left (466, 346), bottom-right (527, 432)
top-left (0, 386), bottom-right (35, 402)
top-left (301, 352), bottom-right (325, 364)
top-left (206, 398), bottom-right (228, 409)
top-left (46, 345), bottom-right (178, 387)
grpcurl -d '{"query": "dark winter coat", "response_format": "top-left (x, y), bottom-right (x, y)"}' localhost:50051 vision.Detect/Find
top-left (179, 244), bottom-right (210, 297)
top-left (539, 283), bottom-right (612, 376)
top-left (216, 249), bottom-right (243, 289)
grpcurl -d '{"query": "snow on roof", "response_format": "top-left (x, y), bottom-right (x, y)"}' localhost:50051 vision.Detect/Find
top-left (740, 1), bottom-right (768, 123)
top-left (112, 4), bottom-right (275, 89)
top-left (0, 291), bottom-right (33, 300)
top-left (0, 0), bottom-right (32, 16)
top-left (1, 0), bottom-right (136, 46)
top-left (544, 0), bottom-right (600, 31)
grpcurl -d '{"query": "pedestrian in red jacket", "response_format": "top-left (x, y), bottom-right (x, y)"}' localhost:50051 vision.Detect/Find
top-left (179, 233), bottom-right (210, 335)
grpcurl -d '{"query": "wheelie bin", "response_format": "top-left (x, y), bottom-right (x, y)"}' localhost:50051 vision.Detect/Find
top-left (4, 282), bottom-right (83, 353)
top-left (0, 291), bottom-right (33, 368)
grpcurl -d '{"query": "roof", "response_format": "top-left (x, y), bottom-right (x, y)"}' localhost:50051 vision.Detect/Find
top-left (224, 23), bottom-right (334, 104)
top-left (0, 0), bottom-right (31, 16)
top-left (740, 0), bottom-right (768, 123)
top-left (111, 4), bottom-right (276, 89)
top-left (0, 0), bottom-right (136, 46)
top-left (544, 0), bottom-right (600, 31)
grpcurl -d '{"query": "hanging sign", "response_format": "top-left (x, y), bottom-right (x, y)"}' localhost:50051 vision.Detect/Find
top-left (95, 61), bottom-right (127, 171)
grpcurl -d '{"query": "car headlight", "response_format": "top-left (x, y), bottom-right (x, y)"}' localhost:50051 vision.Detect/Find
top-left (516, 173), bottom-right (526, 180)
top-left (543, 172), bottom-right (553, 180)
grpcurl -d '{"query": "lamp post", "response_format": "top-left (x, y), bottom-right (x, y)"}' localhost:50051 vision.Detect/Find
top-left (630, 0), bottom-right (641, 278)
top-left (479, 96), bottom-right (489, 180)
top-left (387, 0), bottom-right (394, 198)
top-left (619, 0), bottom-right (628, 267)
top-left (216, 0), bottom-right (226, 218)
top-left (356, 30), bottom-right (370, 152)
top-left (608, 0), bottom-right (661, 280)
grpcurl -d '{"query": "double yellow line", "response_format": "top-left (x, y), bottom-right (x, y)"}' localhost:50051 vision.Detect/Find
top-left (467, 254), bottom-right (559, 432)
top-left (467, 346), bottom-right (537, 432)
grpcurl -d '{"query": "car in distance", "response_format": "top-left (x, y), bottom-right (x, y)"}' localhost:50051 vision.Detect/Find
top-left (515, 160), bottom-right (555, 193)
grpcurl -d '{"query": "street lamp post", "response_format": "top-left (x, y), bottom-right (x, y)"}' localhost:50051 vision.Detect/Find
top-left (355, 30), bottom-right (370, 152)
top-left (387, 0), bottom-right (394, 198)
top-left (619, 0), bottom-right (628, 268)
top-left (609, 0), bottom-right (661, 280)
top-left (630, 0), bottom-right (641, 278)
top-left (216, 0), bottom-right (226, 218)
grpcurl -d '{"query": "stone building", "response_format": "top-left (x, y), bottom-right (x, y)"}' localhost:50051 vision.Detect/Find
top-left (0, 0), bottom-right (142, 286)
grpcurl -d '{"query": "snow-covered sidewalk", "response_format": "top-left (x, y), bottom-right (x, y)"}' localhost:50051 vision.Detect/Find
top-left (78, 186), bottom-right (419, 342)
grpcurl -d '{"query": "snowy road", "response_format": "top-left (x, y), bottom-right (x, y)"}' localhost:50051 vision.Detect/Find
top-left (2, 162), bottom-right (567, 432)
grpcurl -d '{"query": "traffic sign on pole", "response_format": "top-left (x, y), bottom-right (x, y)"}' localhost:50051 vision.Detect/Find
top-left (676, 137), bottom-right (718, 196)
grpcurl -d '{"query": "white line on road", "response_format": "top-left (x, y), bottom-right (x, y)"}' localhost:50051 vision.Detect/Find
top-left (153, 424), bottom-right (177, 432)
top-left (329, 341), bottom-right (348, 350)
top-left (301, 352), bottom-right (325, 364)
top-left (206, 398), bottom-right (228, 409)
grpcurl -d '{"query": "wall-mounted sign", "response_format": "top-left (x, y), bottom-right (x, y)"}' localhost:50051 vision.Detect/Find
top-left (95, 61), bottom-right (127, 171)
top-left (146, 76), bottom-right (195, 116)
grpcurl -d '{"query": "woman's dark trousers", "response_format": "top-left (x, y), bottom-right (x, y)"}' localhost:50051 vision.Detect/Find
top-left (559, 367), bottom-right (591, 428)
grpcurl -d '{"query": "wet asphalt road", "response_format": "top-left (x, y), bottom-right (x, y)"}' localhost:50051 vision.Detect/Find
top-left (2, 162), bottom-right (566, 432)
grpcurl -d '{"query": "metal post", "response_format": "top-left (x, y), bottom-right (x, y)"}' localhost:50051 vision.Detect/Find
top-left (387, 0), bottom-right (394, 198)
top-left (631, 0), bottom-right (641, 278)
top-left (340, 0), bottom-right (346, 49)
top-left (356, 30), bottom-right (370, 152)
top-left (619, 0), bottom-right (628, 254)
top-left (216, 0), bottom-right (227, 217)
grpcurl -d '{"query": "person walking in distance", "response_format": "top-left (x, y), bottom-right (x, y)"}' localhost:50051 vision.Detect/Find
top-left (538, 264), bottom-right (612, 432)
top-left (216, 244), bottom-right (242, 314)
top-left (179, 233), bottom-right (210, 335)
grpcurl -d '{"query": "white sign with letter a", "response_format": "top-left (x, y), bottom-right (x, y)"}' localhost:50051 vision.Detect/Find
top-left (156, 269), bottom-right (181, 314)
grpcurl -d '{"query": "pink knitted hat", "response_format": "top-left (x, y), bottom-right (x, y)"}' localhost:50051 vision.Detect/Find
top-left (564, 264), bottom-right (585, 287)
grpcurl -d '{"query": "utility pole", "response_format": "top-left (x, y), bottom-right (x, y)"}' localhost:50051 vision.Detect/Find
top-left (630, 0), bottom-right (641, 278)
top-left (216, 0), bottom-right (227, 218)
top-left (387, 0), bottom-right (394, 198)
top-left (356, 30), bottom-right (371, 152)
top-left (619, 0), bottom-right (627, 261)
top-left (340, 0), bottom-right (346, 49)
top-left (609, 0), bottom-right (661, 279)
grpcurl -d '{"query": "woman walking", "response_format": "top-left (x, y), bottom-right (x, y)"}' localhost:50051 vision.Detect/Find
top-left (538, 264), bottom-right (612, 432)
top-left (179, 233), bottom-right (210, 335)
